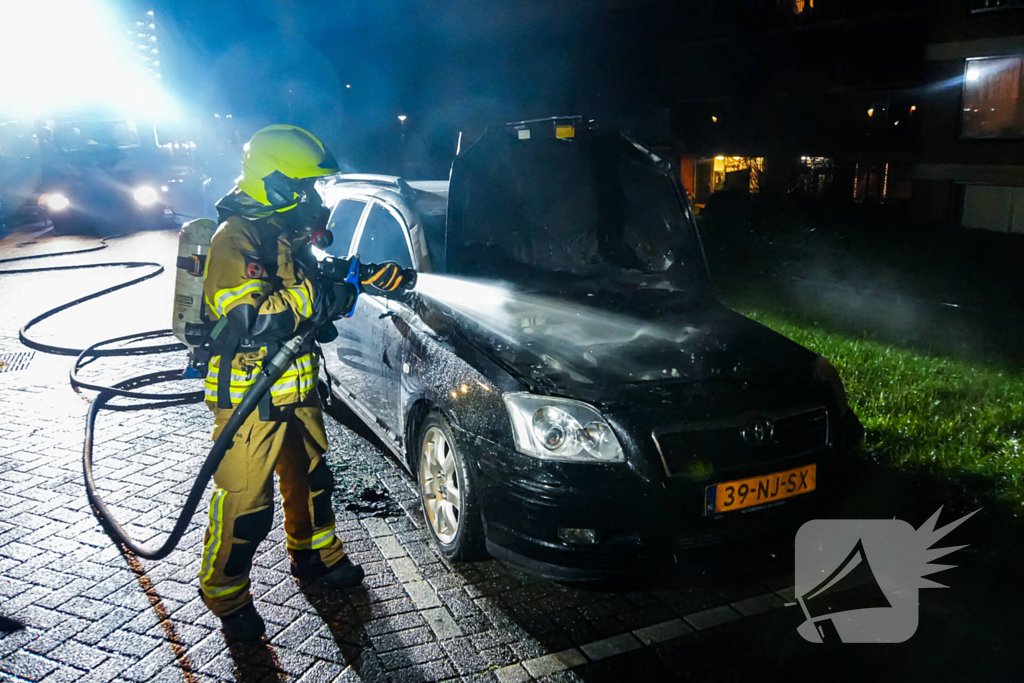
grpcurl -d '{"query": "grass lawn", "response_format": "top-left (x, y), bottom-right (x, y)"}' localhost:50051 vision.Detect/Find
top-left (737, 306), bottom-right (1024, 504)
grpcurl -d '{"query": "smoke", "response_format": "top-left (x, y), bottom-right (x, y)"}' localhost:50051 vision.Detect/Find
top-left (701, 197), bottom-right (1024, 364)
top-left (154, 0), bottom-right (674, 177)
top-left (414, 272), bottom-right (721, 384)
top-left (416, 273), bottom-right (696, 348)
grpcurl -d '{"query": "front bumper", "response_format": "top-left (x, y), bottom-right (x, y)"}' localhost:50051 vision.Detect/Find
top-left (41, 183), bottom-right (177, 231)
top-left (464, 409), bottom-right (863, 580)
top-left (47, 199), bottom-right (173, 228)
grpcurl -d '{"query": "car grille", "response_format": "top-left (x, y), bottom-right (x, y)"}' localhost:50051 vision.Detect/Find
top-left (653, 406), bottom-right (830, 478)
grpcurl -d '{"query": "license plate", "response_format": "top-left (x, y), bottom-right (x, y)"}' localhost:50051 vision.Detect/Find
top-left (706, 464), bottom-right (816, 514)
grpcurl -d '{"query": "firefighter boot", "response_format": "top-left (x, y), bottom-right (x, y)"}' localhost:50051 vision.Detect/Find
top-left (220, 602), bottom-right (266, 644)
top-left (319, 556), bottom-right (365, 588)
top-left (291, 552), bottom-right (365, 588)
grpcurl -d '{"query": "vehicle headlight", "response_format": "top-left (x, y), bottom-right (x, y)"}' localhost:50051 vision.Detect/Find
top-left (39, 193), bottom-right (70, 212)
top-left (815, 355), bottom-right (849, 415)
top-left (503, 393), bottom-right (625, 462)
top-left (133, 185), bottom-right (159, 206)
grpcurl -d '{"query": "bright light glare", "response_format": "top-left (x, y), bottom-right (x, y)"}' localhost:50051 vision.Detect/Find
top-left (44, 193), bottom-right (70, 211)
top-left (0, 0), bottom-right (178, 119)
top-left (966, 68), bottom-right (980, 82)
top-left (133, 186), bottom-right (159, 206)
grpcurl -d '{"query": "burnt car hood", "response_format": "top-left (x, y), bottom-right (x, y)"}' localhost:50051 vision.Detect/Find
top-left (422, 118), bottom-right (817, 404)
top-left (416, 273), bottom-right (817, 402)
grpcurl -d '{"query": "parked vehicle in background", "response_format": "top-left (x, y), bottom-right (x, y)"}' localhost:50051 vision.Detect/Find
top-left (37, 117), bottom-right (181, 233)
top-left (1, 114), bottom-right (203, 234)
top-left (315, 117), bottom-right (863, 579)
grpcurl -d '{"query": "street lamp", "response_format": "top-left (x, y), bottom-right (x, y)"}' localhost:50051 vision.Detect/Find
top-left (398, 114), bottom-right (407, 137)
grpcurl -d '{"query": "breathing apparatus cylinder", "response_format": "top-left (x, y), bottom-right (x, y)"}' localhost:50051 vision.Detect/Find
top-left (172, 218), bottom-right (217, 349)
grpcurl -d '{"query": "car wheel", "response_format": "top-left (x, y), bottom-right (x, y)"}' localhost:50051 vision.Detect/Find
top-left (417, 410), bottom-right (485, 561)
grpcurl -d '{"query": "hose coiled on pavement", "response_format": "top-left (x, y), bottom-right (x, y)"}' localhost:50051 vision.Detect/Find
top-left (0, 232), bottom-right (303, 559)
top-left (83, 333), bottom-right (308, 559)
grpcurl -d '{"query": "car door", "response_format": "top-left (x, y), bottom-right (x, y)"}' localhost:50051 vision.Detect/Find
top-left (347, 200), bottom-right (416, 439)
top-left (320, 198), bottom-right (381, 417)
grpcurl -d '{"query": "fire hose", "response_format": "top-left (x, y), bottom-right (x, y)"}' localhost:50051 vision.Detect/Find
top-left (0, 235), bottom-right (315, 560)
top-left (84, 332), bottom-right (310, 559)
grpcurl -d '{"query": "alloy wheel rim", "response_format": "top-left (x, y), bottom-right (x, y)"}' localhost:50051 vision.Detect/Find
top-left (419, 426), bottom-right (461, 545)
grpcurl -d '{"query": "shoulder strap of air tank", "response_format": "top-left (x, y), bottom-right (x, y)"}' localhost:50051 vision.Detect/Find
top-left (254, 221), bottom-right (281, 276)
top-left (257, 340), bottom-right (280, 421)
top-left (217, 338), bottom-right (239, 410)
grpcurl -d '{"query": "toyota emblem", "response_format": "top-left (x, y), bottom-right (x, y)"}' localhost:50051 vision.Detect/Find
top-left (742, 418), bottom-right (775, 447)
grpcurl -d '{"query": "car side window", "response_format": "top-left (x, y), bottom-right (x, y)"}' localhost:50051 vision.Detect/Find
top-left (325, 199), bottom-right (366, 257)
top-left (355, 203), bottom-right (413, 268)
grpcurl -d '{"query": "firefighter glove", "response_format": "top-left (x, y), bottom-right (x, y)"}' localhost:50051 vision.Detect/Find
top-left (360, 261), bottom-right (415, 298)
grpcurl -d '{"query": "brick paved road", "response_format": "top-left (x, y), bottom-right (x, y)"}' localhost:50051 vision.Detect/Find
top-left (2, 230), bottom-right (1019, 683)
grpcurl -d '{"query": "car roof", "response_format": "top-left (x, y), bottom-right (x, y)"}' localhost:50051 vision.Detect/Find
top-left (319, 174), bottom-right (449, 219)
top-left (405, 181), bottom-right (448, 217)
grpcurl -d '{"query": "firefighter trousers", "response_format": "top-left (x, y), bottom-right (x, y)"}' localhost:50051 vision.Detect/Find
top-left (199, 404), bottom-right (346, 617)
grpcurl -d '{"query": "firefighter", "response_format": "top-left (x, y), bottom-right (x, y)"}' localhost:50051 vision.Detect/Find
top-left (199, 125), bottom-right (402, 642)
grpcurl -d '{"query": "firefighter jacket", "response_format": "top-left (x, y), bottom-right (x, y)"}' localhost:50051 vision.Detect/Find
top-left (202, 213), bottom-right (319, 417)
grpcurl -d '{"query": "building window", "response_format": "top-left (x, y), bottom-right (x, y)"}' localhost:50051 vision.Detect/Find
top-left (962, 185), bottom-right (1024, 233)
top-left (962, 56), bottom-right (1024, 139)
top-left (794, 157), bottom-right (833, 196)
top-left (853, 162), bottom-right (909, 204)
top-left (712, 156), bottom-right (765, 194)
top-left (680, 156), bottom-right (764, 209)
top-left (970, 0), bottom-right (1023, 14)
top-left (791, 0), bottom-right (814, 13)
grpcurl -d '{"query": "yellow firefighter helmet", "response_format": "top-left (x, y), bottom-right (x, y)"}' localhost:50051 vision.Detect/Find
top-left (237, 124), bottom-right (339, 210)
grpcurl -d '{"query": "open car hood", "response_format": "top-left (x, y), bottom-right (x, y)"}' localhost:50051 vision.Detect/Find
top-left (424, 118), bottom-right (813, 400)
top-left (445, 117), bottom-right (708, 288)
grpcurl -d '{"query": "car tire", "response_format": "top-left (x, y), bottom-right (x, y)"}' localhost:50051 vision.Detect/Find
top-left (416, 410), bottom-right (485, 561)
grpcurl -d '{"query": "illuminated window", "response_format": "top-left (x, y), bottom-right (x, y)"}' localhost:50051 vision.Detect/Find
top-left (791, 0), bottom-right (814, 13)
top-left (711, 156), bottom-right (765, 194)
top-left (962, 56), bottom-right (1024, 139)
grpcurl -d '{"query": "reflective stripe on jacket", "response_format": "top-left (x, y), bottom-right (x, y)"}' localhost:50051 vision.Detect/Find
top-left (203, 352), bottom-right (318, 406)
top-left (202, 215), bottom-right (319, 409)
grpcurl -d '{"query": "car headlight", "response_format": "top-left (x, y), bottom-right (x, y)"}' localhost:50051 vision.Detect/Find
top-left (815, 355), bottom-right (849, 415)
top-left (39, 193), bottom-right (70, 212)
top-left (503, 392), bottom-right (625, 462)
top-left (133, 185), bottom-right (159, 206)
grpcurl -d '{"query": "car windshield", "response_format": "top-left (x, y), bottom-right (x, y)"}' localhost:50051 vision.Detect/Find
top-left (53, 120), bottom-right (139, 151)
top-left (446, 124), bottom-right (705, 285)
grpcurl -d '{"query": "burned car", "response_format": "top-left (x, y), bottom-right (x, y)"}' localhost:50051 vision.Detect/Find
top-left (316, 117), bottom-right (863, 579)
